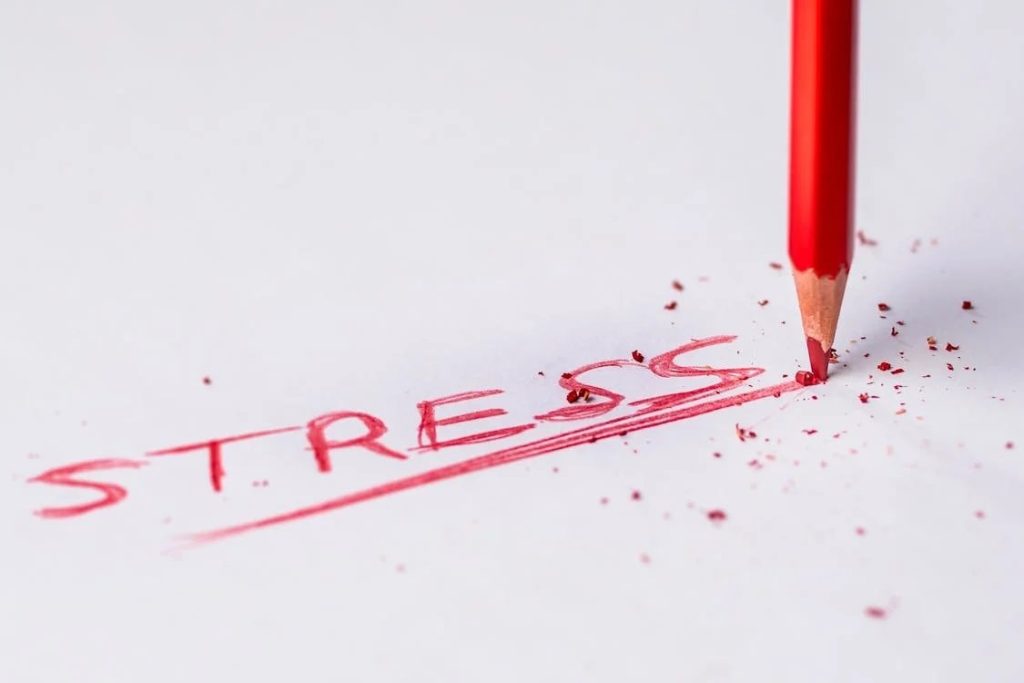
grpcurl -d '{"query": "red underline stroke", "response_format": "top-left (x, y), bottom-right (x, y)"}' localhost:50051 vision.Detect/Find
top-left (181, 380), bottom-right (801, 547)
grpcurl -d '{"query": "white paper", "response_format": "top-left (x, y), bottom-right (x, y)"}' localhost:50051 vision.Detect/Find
top-left (2, 2), bottom-right (1023, 681)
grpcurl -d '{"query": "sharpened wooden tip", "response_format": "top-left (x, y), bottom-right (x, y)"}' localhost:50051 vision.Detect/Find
top-left (793, 267), bottom-right (848, 378)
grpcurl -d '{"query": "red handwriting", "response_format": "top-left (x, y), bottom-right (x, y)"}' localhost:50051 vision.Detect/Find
top-left (416, 390), bottom-right (534, 450)
top-left (187, 381), bottom-right (792, 546)
top-left (306, 411), bottom-right (407, 471)
top-left (147, 426), bottom-right (302, 492)
top-left (29, 459), bottom-right (148, 518)
top-left (26, 335), bottom-right (801, 546)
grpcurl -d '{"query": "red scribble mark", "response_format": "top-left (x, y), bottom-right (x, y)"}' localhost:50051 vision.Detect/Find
top-left (307, 412), bottom-right (406, 472)
top-left (864, 606), bottom-right (887, 619)
top-left (182, 379), bottom-right (800, 546)
top-left (29, 459), bottom-right (148, 518)
top-left (148, 426), bottom-right (302, 492)
top-left (415, 390), bottom-right (534, 451)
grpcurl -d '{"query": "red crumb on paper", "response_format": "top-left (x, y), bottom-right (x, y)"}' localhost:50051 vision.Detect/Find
top-left (828, 348), bottom-right (839, 363)
top-left (712, 451), bottom-right (722, 458)
top-left (202, 376), bottom-right (212, 385)
top-left (975, 510), bottom-right (986, 519)
top-left (877, 361), bottom-right (892, 371)
top-left (664, 301), bottom-right (678, 310)
top-left (672, 280), bottom-right (684, 291)
top-left (865, 606), bottom-right (887, 620)
top-left (769, 262), bottom-right (783, 270)
top-left (962, 300), bottom-right (974, 310)
top-left (639, 552), bottom-right (651, 564)
top-left (1007, 442), bottom-right (1015, 450)
top-left (600, 497), bottom-right (609, 505)
top-left (858, 393), bottom-right (870, 404)
top-left (707, 509), bottom-right (727, 523)
top-left (946, 363), bottom-right (954, 372)
top-left (561, 372), bottom-right (572, 379)
top-left (631, 490), bottom-right (643, 501)
top-left (877, 303), bottom-right (891, 312)
top-left (758, 299), bottom-right (769, 306)
top-left (631, 350), bottom-right (645, 363)
top-left (578, 388), bottom-right (592, 402)
top-left (795, 370), bottom-right (819, 386)
top-left (803, 429), bottom-right (818, 435)
top-left (856, 230), bottom-right (878, 246)
top-left (566, 389), bottom-right (580, 404)
top-left (891, 326), bottom-right (898, 337)
top-left (891, 368), bottom-right (905, 375)
top-left (855, 527), bottom-right (866, 536)
top-left (735, 425), bottom-right (757, 442)
top-left (945, 343), bottom-right (959, 351)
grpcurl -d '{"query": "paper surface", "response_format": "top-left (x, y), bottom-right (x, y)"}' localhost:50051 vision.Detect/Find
top-left (2, 2), bottom-right (1023, 681)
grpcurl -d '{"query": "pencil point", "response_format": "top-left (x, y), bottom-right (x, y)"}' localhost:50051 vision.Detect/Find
top-left (792, 267), bottom-right (847, 379)
top-left (807, 336), bottom-right (829, 380)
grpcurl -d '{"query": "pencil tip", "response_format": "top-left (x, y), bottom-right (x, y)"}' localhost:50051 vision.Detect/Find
top-left (806, 336), bottom-right (829, 380)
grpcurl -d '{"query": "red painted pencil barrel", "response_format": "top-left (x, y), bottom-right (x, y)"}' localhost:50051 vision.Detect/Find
top-left (788, 0), bottom-right (858, 277)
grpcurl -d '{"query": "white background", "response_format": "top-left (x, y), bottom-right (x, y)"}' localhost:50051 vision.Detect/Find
top-left (2, 1), bottom-right (1023, 681)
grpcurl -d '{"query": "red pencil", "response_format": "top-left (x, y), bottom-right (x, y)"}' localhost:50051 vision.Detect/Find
top-left (788, 0), bottom-right (858, 380)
